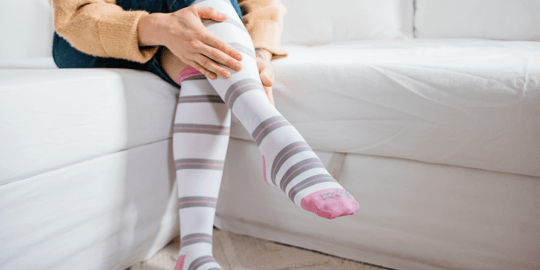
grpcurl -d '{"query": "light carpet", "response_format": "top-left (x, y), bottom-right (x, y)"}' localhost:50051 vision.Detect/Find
top-left (128, 227), bottom-right (390, 270)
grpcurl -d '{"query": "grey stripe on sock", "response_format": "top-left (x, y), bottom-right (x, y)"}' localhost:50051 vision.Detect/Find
top-left (278, 158), bottom-right (325, 191)
top-left (189, 255), bottom-right (217, 270)
top-left (224, 78), bottom-right (264, 109)
top-left (271, 141), bottom-right (312, 184)
top-left (180, 233), bottom-right (213, 249)
top-left (288, 174), bottom-right (336, 201)
top-left (175, 158), bottom-right (225, 170)
top-left (183, 74), bottom-right (207, 81)
top-left (178, 95), bottom-right (224, 104)
top-left (203, 18), bottom-right (249, 34)
top-left (173, 123), bottom-right (230, 135)
top-left (229, 42), bottom-right (256, 60)
top-left (178, 196), bottom-right (218, 209)
top-left (226, 17), bottom-right (249, 33)
top-left (251, 116), bottom-right (291, 146)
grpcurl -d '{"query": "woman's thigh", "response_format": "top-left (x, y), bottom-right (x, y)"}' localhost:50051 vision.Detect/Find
top-left (160, 47), bottom-right (190, 85)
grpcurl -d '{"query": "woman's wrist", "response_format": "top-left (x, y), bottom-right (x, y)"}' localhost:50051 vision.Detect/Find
top-left (255, 48), bottom-right (272, 62)
top-left (138, 12), bottom-right (168, 47)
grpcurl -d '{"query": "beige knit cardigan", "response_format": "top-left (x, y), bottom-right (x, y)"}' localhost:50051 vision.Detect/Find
top-left (48, 0), bottom-right (289, 63)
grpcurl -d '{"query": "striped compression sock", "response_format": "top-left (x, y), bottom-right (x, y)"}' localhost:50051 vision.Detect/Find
top-left (192, 0), bottom-right (359, 218)
top-left (173, 0), bottom-right (359, 269)
top-left (173, 66), bottom-right (231, 270)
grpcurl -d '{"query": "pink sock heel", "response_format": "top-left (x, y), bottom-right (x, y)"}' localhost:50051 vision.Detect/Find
top-left (174, 255), bottom-right (186, 270)
top-left (177, 66), bottom-right (204, 84)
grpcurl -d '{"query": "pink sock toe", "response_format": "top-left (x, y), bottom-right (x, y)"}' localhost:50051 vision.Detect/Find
top-left (174, 255), bottom-right (186, 270)
top-left (300, 188), bottom-right (359, 219)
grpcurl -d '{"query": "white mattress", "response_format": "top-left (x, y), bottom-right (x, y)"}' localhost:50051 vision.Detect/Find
top-left (216, 138), bottom-right (540, 270)
top-left (231, 39), bottom-right (540, 177)
top-left (0, 68), bottom-right (179, 186)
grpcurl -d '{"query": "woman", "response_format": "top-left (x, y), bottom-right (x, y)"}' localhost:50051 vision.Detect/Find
top-left (50, 0), bottom-right (359, 269)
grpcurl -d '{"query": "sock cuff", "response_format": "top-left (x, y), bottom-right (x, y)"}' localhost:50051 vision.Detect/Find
top-left (177, 66), bottom-right (204, 85)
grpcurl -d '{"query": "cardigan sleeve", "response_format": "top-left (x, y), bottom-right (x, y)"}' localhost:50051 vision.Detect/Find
top-left (49, 0), bottom-right (159, 63)
top-left (238, 0), bottom-right (289, 61)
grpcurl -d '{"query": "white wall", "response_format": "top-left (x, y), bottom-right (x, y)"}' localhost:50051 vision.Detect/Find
top-left (0, 0), bottom-right (54, 60)
top-left (415, 0), bottom-right (540, 41)
top-left (280, 0), bottom-right (414, 45)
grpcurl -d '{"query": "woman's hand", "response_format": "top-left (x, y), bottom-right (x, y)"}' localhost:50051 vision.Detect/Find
top-left (138, 5), bottom-right (243, 80)
top-left (256, 48), bottom-right (276, 107)
top-left (138, 8), bottom-right (276, 106)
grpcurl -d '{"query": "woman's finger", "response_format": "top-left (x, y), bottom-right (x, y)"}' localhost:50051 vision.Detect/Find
top-left (198, 38), bottom-right (241, 74)
top-left (194, 51), bottom-right (230, 79)
top-left (188, 59), bottom-right (217, 80)
top-left (200, 30), bottom-right (243, 63)
top-left (262, 73), bottom-right (273, 86)
top-left (195, 5), bottom-right (227, 21)
top-left (260, 74), bottom-right (270, 86)
top-left (261, 65), bottom-right (274, 86)
top-left (267, 68), bottom-right (275, 81)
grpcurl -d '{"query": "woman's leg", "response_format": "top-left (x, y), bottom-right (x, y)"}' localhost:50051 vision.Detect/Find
top-left (172, 67), bottom-right (231, 270)
top-left (160, 47), bottom-right (189, 82)
top-left (187, 0), bottom-right (359, 219)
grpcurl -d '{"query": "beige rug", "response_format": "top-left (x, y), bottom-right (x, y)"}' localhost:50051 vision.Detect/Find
top-left (129, 227), bottom-right (389, 270)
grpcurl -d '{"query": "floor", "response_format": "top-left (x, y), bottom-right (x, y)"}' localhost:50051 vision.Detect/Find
top-left (129, 227), bottom-right (391, 270)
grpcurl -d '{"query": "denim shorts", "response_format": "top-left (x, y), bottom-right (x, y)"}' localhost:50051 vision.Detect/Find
top-left (52, 0), bottom-right (243, 89)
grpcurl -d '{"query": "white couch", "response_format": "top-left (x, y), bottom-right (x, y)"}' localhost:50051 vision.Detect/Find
top-left (1, 0), bottom-right (540, 270)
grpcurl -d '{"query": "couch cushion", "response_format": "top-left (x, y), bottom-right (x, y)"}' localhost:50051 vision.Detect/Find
top-left (415, 0), bottom-right (540, 41)
top-left (0, 57), bottom-right (57, 69)
top-left (280, 0), bottom-right (414, 45)
top-left (0, 66), bottom-right (179, 186)
top-left (230, 39), bottom-right (540, 177)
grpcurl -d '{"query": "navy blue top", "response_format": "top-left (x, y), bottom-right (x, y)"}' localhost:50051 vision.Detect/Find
top-left (52, 0), bottom-right (243, 89)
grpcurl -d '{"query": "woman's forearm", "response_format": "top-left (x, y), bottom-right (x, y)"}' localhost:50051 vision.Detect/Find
top-left (52, 0), bottom-right (159, 63)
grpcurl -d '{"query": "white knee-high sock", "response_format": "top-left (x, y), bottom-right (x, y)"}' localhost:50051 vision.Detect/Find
top-left (192, 0), bottom-right (359, 220)
top-left (173, 68), bottom-right (231, 270)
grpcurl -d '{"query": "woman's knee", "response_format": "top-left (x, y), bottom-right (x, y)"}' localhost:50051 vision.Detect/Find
top-left (160, 47), bottom-right (190, 83)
